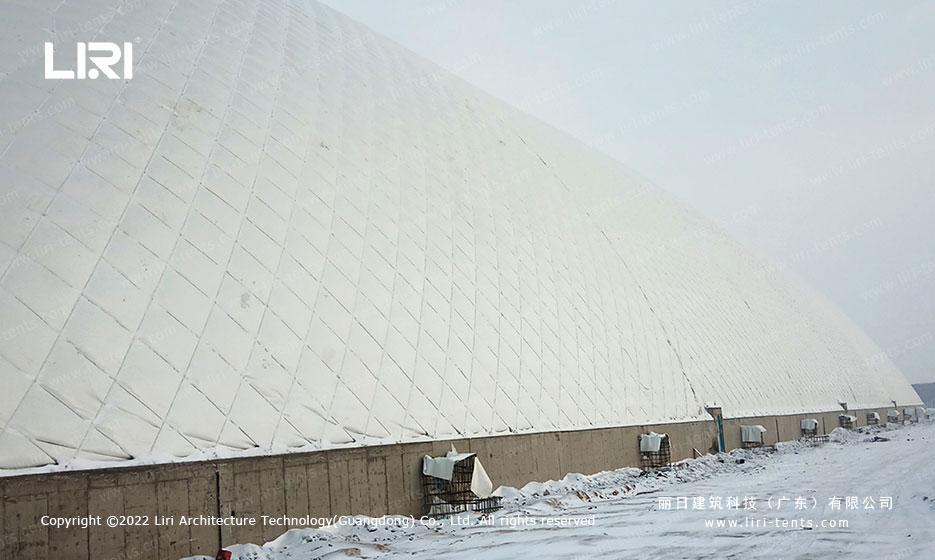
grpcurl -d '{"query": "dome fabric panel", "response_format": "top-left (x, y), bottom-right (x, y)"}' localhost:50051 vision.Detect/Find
top-left (0, 0), bottom-right (920, 470)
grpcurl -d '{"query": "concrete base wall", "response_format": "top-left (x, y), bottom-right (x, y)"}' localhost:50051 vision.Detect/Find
top-left (0, 407), bottom-right (893, 559)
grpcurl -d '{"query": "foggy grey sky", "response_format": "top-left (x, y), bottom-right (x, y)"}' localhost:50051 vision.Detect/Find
top-left (324, 0), bottom-right (935, 384)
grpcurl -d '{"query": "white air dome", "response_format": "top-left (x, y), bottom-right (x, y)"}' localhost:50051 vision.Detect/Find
top-left (0, 0), bottom-right (921, 470)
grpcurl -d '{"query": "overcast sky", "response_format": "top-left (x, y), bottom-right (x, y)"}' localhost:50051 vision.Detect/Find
top-left (324, 0), bottom-right (935, 384)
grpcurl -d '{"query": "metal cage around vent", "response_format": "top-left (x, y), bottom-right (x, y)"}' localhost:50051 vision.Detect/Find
top-left (639, 434), bottom-right (671, 470)
top-left (421, 455), bottom-right (502, 518)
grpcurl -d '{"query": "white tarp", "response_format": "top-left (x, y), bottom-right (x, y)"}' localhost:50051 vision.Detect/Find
top-left (470, 456), bottom-right (493, 498)
top-left (800, 419), bottom-right (819, 430)
top-left (422, 451), bottom-right (474, 481)
top-left (915, 407), bottom-right (926, 418)
top-left (904, 409), bottom-right (915, 417)
top-left (422, 450), bottom-right (493, 499)
top-left (741, 425), bottom-right (767, 443)
top-left (840, 414), bottom-right (856, 422)
top-left (867, 412), bottom-right (881, 421)
top-left (639, 432), bottom-right (667, 452)
top-left (888, 410), bottom-right (900, 418)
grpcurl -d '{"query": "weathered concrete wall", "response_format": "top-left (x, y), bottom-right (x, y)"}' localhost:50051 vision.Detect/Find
top-left (0, 407), bottom-right (893, 560)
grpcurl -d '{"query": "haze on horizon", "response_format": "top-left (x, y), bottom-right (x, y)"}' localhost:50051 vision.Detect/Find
top-left (325, 0), bottom-right (935, 385)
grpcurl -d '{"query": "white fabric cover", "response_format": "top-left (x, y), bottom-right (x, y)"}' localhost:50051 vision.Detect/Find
top-left (470, 457), bottom-right (494, 499)
top-left (422, 451), bottom-right (493, 498)
top-left (840, 414), bottom-right (857, 422)
top-left (639, 432), bottom-right (667, 452)
top-left (800, 418), bottom-right (819, 430)
top-left (867, 412), bottom-right (880, 421)
top-left (888, 410), bottom-right (901, 418)
top-left (422, 452), bottom-right (474, 481)
top-left (740, 425), bottom-right (767, 443)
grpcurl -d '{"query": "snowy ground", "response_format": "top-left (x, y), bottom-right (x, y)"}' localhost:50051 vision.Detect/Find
top-left (187, 421), bottom-right (935, 560)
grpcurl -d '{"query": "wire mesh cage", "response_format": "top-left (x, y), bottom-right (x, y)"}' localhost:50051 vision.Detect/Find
top-left (639, 434), bottom-right (671, 470)
top-left (740, 425), bottom-right (768, 448)
top-left (800, 419), bottom-right (822, 441)
top-left (421, 454), bottom-right (502, 518)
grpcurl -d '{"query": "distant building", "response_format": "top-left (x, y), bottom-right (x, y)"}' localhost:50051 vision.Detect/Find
top-left (912, 383), bottom-right (935, 408)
